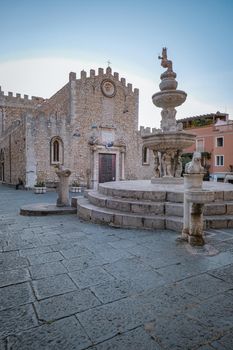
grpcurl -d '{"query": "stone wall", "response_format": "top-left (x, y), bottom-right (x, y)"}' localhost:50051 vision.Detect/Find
top-left (0, 89), bottom-right (44, 184)
top-left (0, 68), bottom-right (155, 186)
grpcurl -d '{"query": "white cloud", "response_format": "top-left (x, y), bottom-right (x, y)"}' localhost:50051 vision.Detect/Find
top-left (0, 57), bottom-right (89, 97)
top-left (0, 57), bottom-right (231, 130)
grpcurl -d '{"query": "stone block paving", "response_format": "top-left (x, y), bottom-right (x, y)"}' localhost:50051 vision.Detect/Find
top-left (0, 184), bottom-right (233, 349)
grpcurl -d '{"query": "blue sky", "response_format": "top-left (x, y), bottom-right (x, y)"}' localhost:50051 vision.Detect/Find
top-left (0, 0), bottom-right (232, 127)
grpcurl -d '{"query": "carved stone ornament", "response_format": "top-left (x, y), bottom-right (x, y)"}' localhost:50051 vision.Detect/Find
top-left (101, 79), bottom-right (116, 97)
top-left (185, 152), bottom-right (205, 174)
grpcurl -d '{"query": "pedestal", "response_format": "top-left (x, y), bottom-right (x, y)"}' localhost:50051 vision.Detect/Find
top-left (182, 173), bottom-right (213, 246)
top-left (56, 166), bottom-right (72, 207)
top-left (183, 173), bottom-right (203, 190)
top-left (188, 203), bottom-right (205, 246)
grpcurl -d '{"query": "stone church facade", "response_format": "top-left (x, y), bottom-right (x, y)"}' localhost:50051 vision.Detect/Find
top-left (0, 66), bottom-right (154, 188)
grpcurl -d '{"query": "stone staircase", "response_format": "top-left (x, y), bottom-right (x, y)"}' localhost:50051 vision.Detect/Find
top-left (73, 181), bottom-right (233, 232)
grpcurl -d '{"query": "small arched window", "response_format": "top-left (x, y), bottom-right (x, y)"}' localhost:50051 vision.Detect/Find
top-left (53, 140), bottom-right (59, 162)
top-left (142, 147), bottom-right (149, 165)
top-left (50, 137), bottom-right (63, 165)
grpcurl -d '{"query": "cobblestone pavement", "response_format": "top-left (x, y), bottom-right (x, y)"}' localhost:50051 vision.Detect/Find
top-left (0, 184), bottom-right (233, 349)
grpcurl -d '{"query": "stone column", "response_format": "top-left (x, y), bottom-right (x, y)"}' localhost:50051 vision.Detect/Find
top-left (188, 203), bottom-right (205, 246)
top-left (182, 173), bottom-right (205, 245)
top-left (91, 146), bottom-right (98, 190)
top-left (181, 155), bottom-right (206, 246)
top-left (120, 148), bottom-right (125, 180)
top-left (181, 163), bottom-right (214, 246)
top-left (55, 165), bottom-right (71, 207)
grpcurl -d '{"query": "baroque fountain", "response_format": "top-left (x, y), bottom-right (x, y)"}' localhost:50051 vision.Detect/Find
top-left (20, 48), bottom-right (233, 238)
top-left (74, 48), bottom-right (233, 236)
top-left (142, 48), bottom-right (196, 183)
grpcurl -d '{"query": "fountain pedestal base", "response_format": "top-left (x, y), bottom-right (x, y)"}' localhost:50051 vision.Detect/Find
top-left (182, 174), bottom-right (214, 246)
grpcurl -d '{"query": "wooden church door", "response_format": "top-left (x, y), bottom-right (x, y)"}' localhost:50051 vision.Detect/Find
top-left (99, 154), bottom-right (116, 183)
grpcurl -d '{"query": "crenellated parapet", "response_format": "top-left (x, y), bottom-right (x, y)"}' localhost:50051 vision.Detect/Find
top-left (76, 67), bottom-right (139, 96)
top-left (139, 126), bottom-right (161, 136)
top-left (0, 86), bottom-right (45, 108)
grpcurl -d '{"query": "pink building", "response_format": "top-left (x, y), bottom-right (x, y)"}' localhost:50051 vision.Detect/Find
top-left (179, 112), bottom-right (233, 181)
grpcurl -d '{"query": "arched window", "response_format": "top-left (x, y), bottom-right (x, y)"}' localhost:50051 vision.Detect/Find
top-left (50, 137), bottom-right (63, 164)
top-left (53, 140), bottom-right (59, 162)
top-left (142, 147), bottom-right (149, 165)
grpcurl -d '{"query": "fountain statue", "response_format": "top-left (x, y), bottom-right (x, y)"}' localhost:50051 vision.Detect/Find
top-left (142, 48), bottom-right (196, 183)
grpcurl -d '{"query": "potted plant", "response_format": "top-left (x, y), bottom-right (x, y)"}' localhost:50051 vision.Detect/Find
top-left (70, 179), bottom-right (82, 193)
top-left (34, 181), bottom-right (46, 194)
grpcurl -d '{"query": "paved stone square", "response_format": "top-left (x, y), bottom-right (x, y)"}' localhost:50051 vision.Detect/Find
top-left (0, 184), bottom-right (233, 349)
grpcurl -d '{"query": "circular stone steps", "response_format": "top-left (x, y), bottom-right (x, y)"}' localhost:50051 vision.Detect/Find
top-left (87, 191), bottom-right (165, 215)
top-left (77, 197), bottom-right (165, 229)
top-left (76, 180), bottom-right (233, 232)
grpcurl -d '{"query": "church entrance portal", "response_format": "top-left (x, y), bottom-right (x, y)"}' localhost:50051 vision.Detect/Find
top-left (99, 154), bottom-right (116, 183)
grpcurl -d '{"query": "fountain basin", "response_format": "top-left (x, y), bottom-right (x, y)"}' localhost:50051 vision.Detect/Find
top-left (142, 132), bottom-right (196, 152)
top-left (152, 90), bottom-right (187, 108)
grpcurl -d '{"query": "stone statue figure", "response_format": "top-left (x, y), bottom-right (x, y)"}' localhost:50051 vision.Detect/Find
top-left (161, 108), bottom-right (177, 132)
top-left (162, 151), bottom-right (173, 177)
top-left (175, 155), bottom-right (182, 177)
top-left (88, 134), bottom-right (99, 145)
top-left (153, 150), bottom-right (160, 177)
top-left (185, 152), bottom-right (204, 174)
top-left (158, 47), bottom-right (173, 72)
top-left (88, 127), bottom-right (99, 145)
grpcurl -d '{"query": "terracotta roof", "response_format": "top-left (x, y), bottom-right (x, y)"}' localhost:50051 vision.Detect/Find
top-left (177, 112), bottom-right (228, 122)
